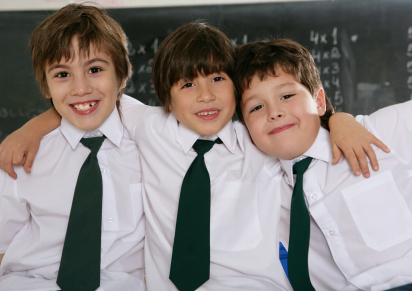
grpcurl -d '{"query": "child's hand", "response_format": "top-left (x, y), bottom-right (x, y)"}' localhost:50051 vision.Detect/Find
top-left (0, 108), bottom-right (61, 179)
top-left (329, 112), bottom-right (390, 178)
top-left (0, 127), bottom-right (41, 179)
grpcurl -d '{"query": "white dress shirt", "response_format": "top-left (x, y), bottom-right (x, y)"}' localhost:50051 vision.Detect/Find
top-left (279, 100), bottom-right (412, 291)
top-left (120, 95), bottom-right (292, 291)
top-left (0, 108), bottom-right (146, 291)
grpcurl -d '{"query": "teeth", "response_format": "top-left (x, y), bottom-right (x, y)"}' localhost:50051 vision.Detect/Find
top-left (73, 101), bottom-right (97, 111)
top-left (197, 111), bottom-right (218, 116)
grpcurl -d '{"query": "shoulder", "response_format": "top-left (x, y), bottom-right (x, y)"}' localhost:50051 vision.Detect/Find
top-left (359, 100), bottom-right (412, 154)
top-left (37, 128), bottom-right (69, 158)
top-left (361, 100), bottom-right (412, 135)
top-left (233, 120), bottom-right (282, 179)
top-left (120, 95), bottom-right (168, 127)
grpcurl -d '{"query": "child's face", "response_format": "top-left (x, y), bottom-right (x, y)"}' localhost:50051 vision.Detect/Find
top-left (241, 68), bottom-right (326, 160)
top-left (169, 72), bottom-right (236, 136)
top-left (45, 37), bottom-right (125, 131)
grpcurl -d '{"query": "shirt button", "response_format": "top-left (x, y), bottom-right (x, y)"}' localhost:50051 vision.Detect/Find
top-left (311, 194), bottom-right (317, 200)
top-left (108, 217), bottom-right (113, 223)
top-left (101, 168), bottom-right (105, 173)
top-left (101, 248), bottom-right (103, 253)
top-left (329, 230), bottom-right (335, 236)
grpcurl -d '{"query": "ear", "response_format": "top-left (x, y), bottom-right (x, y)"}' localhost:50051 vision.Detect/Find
top-left (315, 87), bottom-right (326, 117)
top-left (120, 79), bottom-right (127, 90)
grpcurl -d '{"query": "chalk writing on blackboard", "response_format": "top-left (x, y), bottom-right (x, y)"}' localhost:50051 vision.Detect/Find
top-left (125, 78), bottom-right (136, 94)
top-left (0, 107), bottom-right (45, 119)
top-left (128, 40), bottom-right (136, 56)
top-left (137, 58), bottom-right (153, 74)
top-left (408, 76), bottom-right (412, 89)
top-left (408, 61), bottom-right (412, 73)
top-left (309, 27), bottom-right (343, 109)
top-left (137, 44), bottom-right (146, 55)
top-left (151, 38), bottom-right (159, 54)
top-left (407, 44), bottom-right (412, 57)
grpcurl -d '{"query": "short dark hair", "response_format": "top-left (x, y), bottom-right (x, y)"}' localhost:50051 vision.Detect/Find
top-left (30, 3), bottom-right (131, 108)
top-left (234, 38), bottom-right (334, 130)
top-left (152, 20), bottom-right (235, 112)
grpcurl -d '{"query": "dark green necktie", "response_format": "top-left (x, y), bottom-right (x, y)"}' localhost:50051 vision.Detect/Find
top-left (288, 157), bottom-right (316, 291)
top-left (170, 138), bottom-right (223, 291)
top-left (57, 136), bottom-right (106, 291)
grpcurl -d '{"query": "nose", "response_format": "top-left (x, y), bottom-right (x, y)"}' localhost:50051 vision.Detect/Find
top-left (196, 83), bottom-right (216, 103)
top-left (268, 104), bottom-right (285, 121)
top-left (70, 75), bottom-right (92, 97)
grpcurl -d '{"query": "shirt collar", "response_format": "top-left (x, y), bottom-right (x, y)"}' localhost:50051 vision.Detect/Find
top-left (60, 107), bottom-right (124, 150)
top-left (165, 112), bottom-right (238, 154)
top-left (280, 126), bottom-right (331, 185)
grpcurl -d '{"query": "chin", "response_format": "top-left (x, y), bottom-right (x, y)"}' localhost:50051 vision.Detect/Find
top-left (264, 144), bottom-right (302, 160)
top-left (198, 127), bottom-right (221, 136)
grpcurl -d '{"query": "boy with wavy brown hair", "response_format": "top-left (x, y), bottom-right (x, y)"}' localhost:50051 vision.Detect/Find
top-left (236, 38), bottom-right (412, 291)
top-left (0, 4), bottom-right (145, 290)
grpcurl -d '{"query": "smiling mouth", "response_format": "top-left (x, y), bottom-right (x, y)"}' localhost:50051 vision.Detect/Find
top-left (71, 101), bottom-right (98, 111)
top-left (196, 110), bottom-right (218, 116)
top-left (269, 124), bottom-right (295, 134)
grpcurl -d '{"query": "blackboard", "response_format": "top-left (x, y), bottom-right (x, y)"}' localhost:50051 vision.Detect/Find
top-left (1, 0), bottom-right (412, 142)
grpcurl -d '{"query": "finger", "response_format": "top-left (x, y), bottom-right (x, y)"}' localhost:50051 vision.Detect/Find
top-left (343, 149), bottom-right (361, 176)
top-left (12, 149), bottom-right (26, 165)
top-left (353, 146), bottom-right (370, 178)
top-left (331, 143), bottom-right (342, 165)
top-left (24, 151), bottom-right (35, 174)
top-left (0, 145), bottom-right (5, 170)
top-left (2, 150), bottom-right (17, 180)
top-left (370, 135), bottom-right (390, 153)
top-left (362, 142), bottom-right (379, 172)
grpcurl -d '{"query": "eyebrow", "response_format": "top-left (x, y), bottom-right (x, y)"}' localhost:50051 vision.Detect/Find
top-left (47, 57), bottom-right (110, 74)
top-left (243, 94), bottom-right (259, 104)
top-left (275, 82), bottom-right (297, 89)
top-left (242, 82), bottom-right (298, 106)
top-left (47, 64), bottom-right (69, 74)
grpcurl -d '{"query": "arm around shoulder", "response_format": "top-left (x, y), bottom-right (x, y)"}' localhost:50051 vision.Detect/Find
top-left (328, 112), bottom-right (389, 178)
top-left (359, 100), bottom-right (412, 157)
top-left (0, 107), bottom-right (61, 179)
top-left (119, 94), bottom-right (154, 142)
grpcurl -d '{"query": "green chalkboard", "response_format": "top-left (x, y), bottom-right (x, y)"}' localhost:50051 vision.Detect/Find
top-left (1, 0), bottom-right (411, 141)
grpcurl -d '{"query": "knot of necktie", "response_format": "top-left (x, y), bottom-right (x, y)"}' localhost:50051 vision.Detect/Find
top-left (80, 136), bottom-right (106, 157)
top-left (193, 138), bottom-right (222, 155)
top-left (293, 157), bottom-right (313, 175)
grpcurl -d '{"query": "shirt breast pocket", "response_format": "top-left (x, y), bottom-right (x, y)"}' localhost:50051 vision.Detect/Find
top-left (122, 183), bottom-right (144, 242)
top-left (210, 181), bottom-right (262, 251)
top-left (341, 170), bottom-right (412, 251)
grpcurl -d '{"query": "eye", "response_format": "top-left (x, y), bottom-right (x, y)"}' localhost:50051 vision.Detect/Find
top-left (181, 82), bottom-right (194, 89)
top-left (250, 104), bottom-right (264, 113)
top-left (55, 71), bottom-right (70, 78)
top-left (213, 76), bottom-right (224, 82)
top-left (89, 67), bottom-right (102, 74)
top-left (281, 94), bottom-right (294, 100)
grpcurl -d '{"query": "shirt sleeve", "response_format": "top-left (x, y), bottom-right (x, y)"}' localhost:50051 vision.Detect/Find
top-left (119, 94), bottom-right (150, 143)
top-left (0, 171), bottom-right (30, 253)
top-left (356, 100), bottom-right (412, 163)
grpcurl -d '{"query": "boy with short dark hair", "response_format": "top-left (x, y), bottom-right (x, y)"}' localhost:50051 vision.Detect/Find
top-left (0, 4), bottom-right (145, 290)
top-left (236, 38), bottom-right (412, 291)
